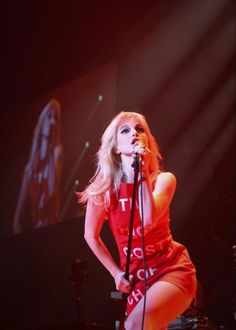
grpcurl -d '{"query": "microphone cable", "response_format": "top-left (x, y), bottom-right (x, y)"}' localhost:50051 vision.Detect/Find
top-left (139, 170), bottom-right (147, 330)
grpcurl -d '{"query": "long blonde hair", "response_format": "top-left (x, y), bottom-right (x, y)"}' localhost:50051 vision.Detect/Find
top-left (78, 111), bottom-right (162, 207)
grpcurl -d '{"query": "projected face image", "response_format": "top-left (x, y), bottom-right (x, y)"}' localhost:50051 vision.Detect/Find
top-left (12, 99), bottom-right (63, 234)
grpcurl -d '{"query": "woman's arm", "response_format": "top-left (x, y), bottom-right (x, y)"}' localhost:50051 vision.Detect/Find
top-left (138, 171), bottom-right (176, 226)
top-left (84, 197), bottom-right (120, 278)
top-left (84, 197), bottom-right (133, 293)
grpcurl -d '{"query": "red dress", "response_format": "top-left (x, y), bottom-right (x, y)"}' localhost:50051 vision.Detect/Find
top-left (108, 181), bottom-right (197, 316)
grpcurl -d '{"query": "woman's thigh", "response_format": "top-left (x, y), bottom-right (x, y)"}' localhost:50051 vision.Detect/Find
top-left (125, 281), bottom-right (193, 330)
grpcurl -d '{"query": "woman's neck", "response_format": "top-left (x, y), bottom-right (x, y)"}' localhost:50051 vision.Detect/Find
top-left (121, 155), bottom-right (135, 183)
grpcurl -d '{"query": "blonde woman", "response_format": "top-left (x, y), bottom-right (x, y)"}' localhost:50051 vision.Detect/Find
top-left (13, 99), bottom-right (63, 233)
top-left (79, 111), bottom-right (196, 330)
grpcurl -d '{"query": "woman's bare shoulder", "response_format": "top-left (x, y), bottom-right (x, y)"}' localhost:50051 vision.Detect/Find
top-left (158, 171), bottom-right (176, 182)
top-left (154, 171), bottom-right (177, 192)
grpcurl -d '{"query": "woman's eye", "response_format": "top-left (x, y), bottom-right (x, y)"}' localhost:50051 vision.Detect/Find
top-left (136, 126), bottom-right (144, 133)
top-left (121, 128), bottom-right (130, 134)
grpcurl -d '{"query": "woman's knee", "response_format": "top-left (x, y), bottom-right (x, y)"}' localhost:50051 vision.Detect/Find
top-left (125, 315), bottom-right (140, 330)
top-left (125, 282), bottom-right (193, 330)
top-left (125, 310), bottom-right (167, 330)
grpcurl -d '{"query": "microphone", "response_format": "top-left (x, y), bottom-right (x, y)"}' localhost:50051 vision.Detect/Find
top-left (134, 151), bottom-right (143, 162)
top-left (131, 152), bottom-right (142, 169)
top-left (131, 141), bottom-right (144, 168)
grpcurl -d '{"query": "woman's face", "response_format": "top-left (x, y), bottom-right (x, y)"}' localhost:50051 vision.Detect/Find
top-left (42, 109), bottom-right (58, 138)
top-left (116, 117), bottom-right (148, 156)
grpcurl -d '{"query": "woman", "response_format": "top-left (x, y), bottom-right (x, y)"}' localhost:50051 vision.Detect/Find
top-left (79, 111), bottom-right (196, 330)
top-left (13, 99), bottom-right (63, 233)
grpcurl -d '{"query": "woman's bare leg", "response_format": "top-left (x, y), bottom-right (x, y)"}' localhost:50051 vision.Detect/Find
top-left (125, 281), bottom-right (193, 330)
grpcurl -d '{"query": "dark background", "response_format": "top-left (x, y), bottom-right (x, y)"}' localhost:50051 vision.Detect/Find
top-left (0, 1), bottom-right (235, 329)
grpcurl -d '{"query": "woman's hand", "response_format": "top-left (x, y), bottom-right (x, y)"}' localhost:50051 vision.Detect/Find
top-left (114, 271), bottom-right (134, 294)
top-left (132, 139), bottom-right (151, 173)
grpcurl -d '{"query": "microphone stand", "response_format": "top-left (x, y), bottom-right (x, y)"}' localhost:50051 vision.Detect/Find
top-left (119, 155), bottom-right (141, 330)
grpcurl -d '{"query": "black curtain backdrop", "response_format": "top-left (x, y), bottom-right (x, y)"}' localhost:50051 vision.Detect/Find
top-left (0, 1), bottom-right (235, 329)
